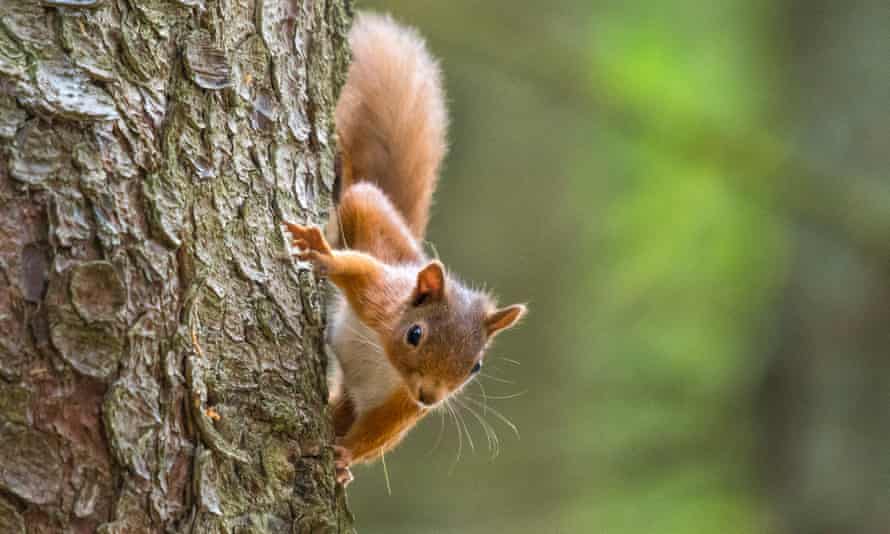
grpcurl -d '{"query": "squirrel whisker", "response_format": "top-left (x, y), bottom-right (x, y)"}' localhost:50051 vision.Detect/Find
top-left (425, 409), bottom-right (448, 457)
top-left (453, 396), bottom-right (501, 459)
top-left (466, 390), bottom-right (528, 401)
top-left (461, 396), bottom-right (520, 439)
top-left (479, 372), bottom-right (516, 385)
top-left (445, 399), bottom-right (464, 474)
top-left (454, 399), bottom-right (476, 454)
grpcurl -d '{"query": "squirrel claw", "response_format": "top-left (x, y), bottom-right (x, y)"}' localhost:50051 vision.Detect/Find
top-left (284, 222), bottom-right (332, 256)
top-left (336, 465), bottom-right (354, 487)
top-left (333, 445), bottom-right (354, 486)
top-left (284, 222), bottom-right (334, 272)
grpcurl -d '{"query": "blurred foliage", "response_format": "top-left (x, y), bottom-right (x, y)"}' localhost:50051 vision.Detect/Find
top-left (345, 1), bottom-right (889, 533)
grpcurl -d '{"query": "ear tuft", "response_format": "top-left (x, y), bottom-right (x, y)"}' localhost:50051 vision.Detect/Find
top-left (485, 304), bottom-right (527, 337)
top-left (413, 261), bottom-right (446, 305)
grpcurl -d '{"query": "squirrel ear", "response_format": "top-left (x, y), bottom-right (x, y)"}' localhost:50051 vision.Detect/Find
top-left (485, 304), bottom-right (527, 337)
top-left (413, 261), bottom-right (446, 305)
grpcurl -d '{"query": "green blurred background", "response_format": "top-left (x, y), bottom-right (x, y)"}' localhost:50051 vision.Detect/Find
top-left (346, 1), bottom-right (890, 533)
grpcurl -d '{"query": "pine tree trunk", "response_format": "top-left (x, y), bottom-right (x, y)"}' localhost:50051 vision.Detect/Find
top-left (0, 0), bottom-right (353, 531)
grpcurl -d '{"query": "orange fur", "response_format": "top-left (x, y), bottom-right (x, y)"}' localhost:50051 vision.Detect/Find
top-left (284, 11), bottom-right (527, 486)
top-left (339, 386), bottom-right (425, 463)
top-left (335, 12), bottom-right (447, 239)
top-left (286, 222), bottom-right (406, 332)
top-left (285, 217), bottom-right (525, 471)
top-left (331, 183), bottom-right (424, 265)
top-left (332, 396), bottom-right (356, 437)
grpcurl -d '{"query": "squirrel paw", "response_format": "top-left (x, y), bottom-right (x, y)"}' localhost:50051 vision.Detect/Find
top-left (283, 222), bottom-right (333, 270)
top-left (334, 445), bottom-right (354, 487)
top-left (333, 445), bottom-right (352, 468)
top-left (336, 465), bottom-right (354, 487)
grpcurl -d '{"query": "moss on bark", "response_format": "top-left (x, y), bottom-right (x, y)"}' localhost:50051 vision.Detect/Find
top-left (0, 0), bottom-right (354, 531)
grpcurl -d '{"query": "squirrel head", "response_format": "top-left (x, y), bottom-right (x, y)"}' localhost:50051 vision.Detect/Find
top-left (383, 260), bottom-right (526, 408)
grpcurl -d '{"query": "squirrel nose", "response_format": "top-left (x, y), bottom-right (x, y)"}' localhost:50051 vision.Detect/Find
top-left (417, 387), bottom-right (437, 407)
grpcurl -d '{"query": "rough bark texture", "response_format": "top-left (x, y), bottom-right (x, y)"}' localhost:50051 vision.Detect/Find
top-left (0, 0), bottom-right (353, 532)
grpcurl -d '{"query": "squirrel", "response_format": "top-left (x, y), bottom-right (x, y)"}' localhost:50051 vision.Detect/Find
top-left (284, 12), bottom-right (526, 486)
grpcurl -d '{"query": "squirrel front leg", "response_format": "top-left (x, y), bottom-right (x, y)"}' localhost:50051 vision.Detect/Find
top-left (285, 222), bottom-right (390, 324)
top-left (338, 387), bottom-right (424, 466)
top-left (285, 222), bottom-right (349, 277)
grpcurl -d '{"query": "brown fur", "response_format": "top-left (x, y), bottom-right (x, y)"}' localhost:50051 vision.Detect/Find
top-left (285, 12), bottom-right (526, 485)
top-left (331, 183), bottom-right (424, 265)
top-left (286, 221), bottom-right (407, 331)
top-left (339, 386), bottom-right (425, 463)
top-left (332, 396), bottom-right (356, 438)
top-left (335, 12), bottom-right (447, 240)
top-left (285, 220), bottom-right (525, 467)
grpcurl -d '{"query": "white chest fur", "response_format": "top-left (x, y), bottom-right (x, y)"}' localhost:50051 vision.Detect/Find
top-left (329, 298), bottom-right (403, 417)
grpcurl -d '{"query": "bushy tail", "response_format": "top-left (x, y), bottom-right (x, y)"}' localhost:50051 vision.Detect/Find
top-left (335, 12), bottom-right (448, 240)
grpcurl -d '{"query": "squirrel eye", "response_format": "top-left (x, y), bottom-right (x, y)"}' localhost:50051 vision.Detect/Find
top-left (470, 361), bottom-right (483, 374)
top-left (406, 324), bottom-right (423, 347)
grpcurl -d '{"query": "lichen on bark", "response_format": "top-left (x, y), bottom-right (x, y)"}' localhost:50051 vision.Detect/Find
top-left (0, 0), bottom-right (354, 531)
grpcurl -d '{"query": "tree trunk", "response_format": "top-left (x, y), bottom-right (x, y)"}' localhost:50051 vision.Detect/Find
top-left (0, 0), bottom-right (353, 532)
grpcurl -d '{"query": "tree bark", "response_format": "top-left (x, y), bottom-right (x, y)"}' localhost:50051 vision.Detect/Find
top-left (0, 0), bottom-right (353, 532)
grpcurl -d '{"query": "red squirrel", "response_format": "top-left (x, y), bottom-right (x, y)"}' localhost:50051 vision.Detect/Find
top-left (285, 12), bottom-right (526, 486)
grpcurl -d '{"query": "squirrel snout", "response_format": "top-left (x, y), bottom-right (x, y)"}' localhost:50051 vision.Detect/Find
top-left (418, 388), bottom-right (436, 407)
top-left (415, 383), bottom-right (446, 408)
top-left (407, 372), bottom-right (449, 408)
